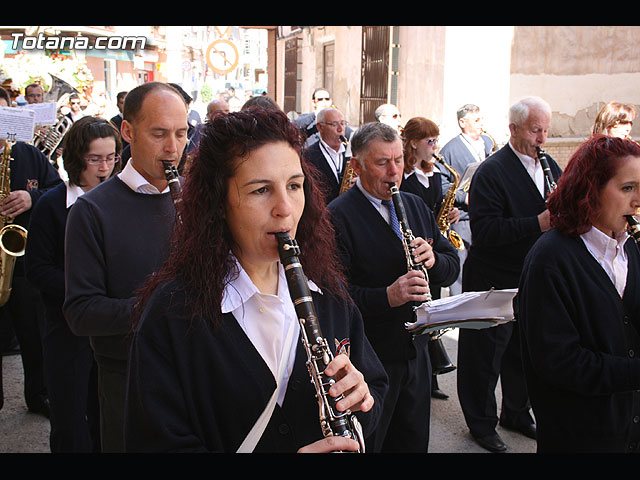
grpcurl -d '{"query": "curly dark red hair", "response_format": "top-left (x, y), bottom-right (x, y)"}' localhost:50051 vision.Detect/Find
top-left (132, 107), bottom-right (348, 329)
top-left (548, 134), bottom-right (640, 236)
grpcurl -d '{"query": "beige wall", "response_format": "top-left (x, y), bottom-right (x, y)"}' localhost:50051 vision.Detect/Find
top-left (280, 25), bottom-right (640, 150)
top-left (510, 25), bottom-right (640, 138)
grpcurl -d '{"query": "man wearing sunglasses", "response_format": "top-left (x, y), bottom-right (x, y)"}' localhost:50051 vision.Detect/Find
top-left (294, 88), bottom-right (353, 146)
top-left (375, 104), bottom-right (404, 135)
top-left (65, 93), bottom-right (85, 124)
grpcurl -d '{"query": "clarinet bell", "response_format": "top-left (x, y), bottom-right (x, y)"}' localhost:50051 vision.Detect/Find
top-left (428, 337), bottom-right (456, 375)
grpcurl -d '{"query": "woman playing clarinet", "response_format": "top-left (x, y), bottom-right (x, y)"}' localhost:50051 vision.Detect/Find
top-left (124, 107), bottom-right (387, 453)
top-left (519, 135), bottom-right (640, 452)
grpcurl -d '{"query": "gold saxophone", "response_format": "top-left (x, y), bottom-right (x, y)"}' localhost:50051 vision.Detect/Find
top-left (482, 129), bottom-right (499, 154)
top-left (433, 154), bottom-right (464, 250)
top-left (0, 136), bottom-right (28, 306)
top-left (338, 135), bottom-right (356, 195)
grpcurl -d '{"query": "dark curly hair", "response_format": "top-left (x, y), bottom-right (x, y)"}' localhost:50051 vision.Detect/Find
top-left (548, 134), bottom-right (640, 236)
top-left (132, 107), bottom-right (348, 329)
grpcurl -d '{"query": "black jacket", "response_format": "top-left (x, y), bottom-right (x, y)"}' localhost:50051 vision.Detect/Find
top-left (519, 229), bottom-right (640, 452)
top-left (464, 144), bottom-right (562, 290)
top-left (125, 278), bottom-right (388, 452)
top-left (328, 185), bottom-right (460, 362)
top-left (304, 140), bottom-right (350, 204)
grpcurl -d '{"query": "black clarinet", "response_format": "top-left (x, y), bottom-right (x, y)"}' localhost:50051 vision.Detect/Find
top-left (626, 215), bottom-right (640, 245)
top-left (536, 146), bottom-right (557, 196)
top-left (388, 183), bottom-right (457, 374)
top-left (388, 182), bottom-right (432, 302)
top-left (275, 232), bottom-right (365, 453)
top-left (162, 160), bottom-right (182, 203)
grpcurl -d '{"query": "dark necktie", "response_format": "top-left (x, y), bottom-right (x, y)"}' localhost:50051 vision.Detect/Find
top-left (382, 199), bottom-right (402, 239)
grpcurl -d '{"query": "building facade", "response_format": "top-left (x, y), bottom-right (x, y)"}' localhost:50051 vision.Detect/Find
top-left (275, 26), bottom-right (640, 168)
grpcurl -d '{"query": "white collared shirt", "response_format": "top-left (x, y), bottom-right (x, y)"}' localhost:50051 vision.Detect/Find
top-left (405, 165), bottom-right (439, 190)
top-left (65, 181), bottom-right (86, 209)
top-left (580, 226), bottom-right (629, 297)
top-left (221, 257), bottom-right (321, 405)
top-left (356, 177), bottom-right (392, 224)
top-left (460, 133), bottom-right (487, 162)
top-left (318, 138), bottom-right (346, 181)
top-left (509, 141), bottom-right (545, 197)
top-left (118, 159), bottom-right (169, 194)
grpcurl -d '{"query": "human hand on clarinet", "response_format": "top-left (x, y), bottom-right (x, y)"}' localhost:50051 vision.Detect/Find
top-left (298, 436), bottom-right (361, 453)
top-left (538, 209), bottom-right (551, 232)
top-left (408, 236), bottom-right (435, 268)
top-left (387, 270), bottom-right (431, 307)
top-left (297, 353), bottom-right (372, 453)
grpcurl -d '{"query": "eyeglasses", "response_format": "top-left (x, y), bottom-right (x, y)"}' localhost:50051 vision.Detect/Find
top-left (85, 155), bottom-right (120, 166)
top-left (427, 138), bottom-right (438, 145)
top-left (320, 121), bottom-right (348, 128)
top-left (315, 97), bottom-right (331, 102)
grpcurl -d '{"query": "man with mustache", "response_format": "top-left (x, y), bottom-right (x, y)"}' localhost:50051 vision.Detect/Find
top-left (64, 82), bottom-right (188, 452)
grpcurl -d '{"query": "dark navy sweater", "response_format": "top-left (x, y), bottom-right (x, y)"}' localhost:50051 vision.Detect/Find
top-left (63, 176), bottom-right (175, 374)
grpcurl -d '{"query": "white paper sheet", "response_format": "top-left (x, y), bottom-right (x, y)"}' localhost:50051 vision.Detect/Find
top-left (0, 106), bottom-right (36, 142)
top-left (406, 288), bottom-right (517, 335)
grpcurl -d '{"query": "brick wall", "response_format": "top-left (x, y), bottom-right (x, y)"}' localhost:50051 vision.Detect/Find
top-left (544, 138), bottom-right (585, 170)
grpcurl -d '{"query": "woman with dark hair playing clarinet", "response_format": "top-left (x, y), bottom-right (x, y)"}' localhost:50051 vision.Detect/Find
top-left (124, 107), bottom-right (388, 453)
top-left (519, 135), bottom-right (640, 453)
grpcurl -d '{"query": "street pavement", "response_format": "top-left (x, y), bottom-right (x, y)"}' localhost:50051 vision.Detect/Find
top-left (0, 329), bottom-right (536, 454)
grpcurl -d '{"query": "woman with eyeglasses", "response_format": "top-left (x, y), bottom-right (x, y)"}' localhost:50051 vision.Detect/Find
top-left (592, 101), bottom-right (636, 139)
top-left (25, 115), bottom-right (121, 452)
top-left (399, 116), bottom-right (460, 400)
top-left (401, 117), bottom-right (460, 227)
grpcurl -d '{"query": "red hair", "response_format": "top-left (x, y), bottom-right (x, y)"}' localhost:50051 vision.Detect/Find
top-left (401, 117), bottom-right (439, 174)
top-left (131, 108), bottom-right (348, 330)
top-left (548, 135), bottom-right (640, 236)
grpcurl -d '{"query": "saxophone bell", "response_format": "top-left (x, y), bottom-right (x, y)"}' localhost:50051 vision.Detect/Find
top-left (0, 136), bottom-right (27, 307)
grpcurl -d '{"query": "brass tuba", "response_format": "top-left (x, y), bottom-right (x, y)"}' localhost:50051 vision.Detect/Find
top-left (433, 154), bottom-right (465, 250)
top-left (0, 136), bottom-right (28, 306)
top-left (33, 74), bottom-right (77, 162)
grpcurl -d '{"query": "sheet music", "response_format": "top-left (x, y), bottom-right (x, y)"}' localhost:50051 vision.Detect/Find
top-left (457, 161), bottom-right (482, 193)
top-left (406, 288), bottom-right (517, 335)
top-left (0, 106), bottom-right (36, 142)
top-left (24, 102), bottom-right (57, 126)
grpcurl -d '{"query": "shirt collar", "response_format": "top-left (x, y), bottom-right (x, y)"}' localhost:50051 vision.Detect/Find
top-left (65, 181), bottom-right (86, 208)
top-left (508, 140), bottom-right (537, 166)
top-left (581, 225), bottom-right (629, 256)
top-left (356, 177), bottom-right (384, 208)
top-left (319, 137), bottom-right (345, 157)
top-left (221, 255), bottom-right (321, 314)
top-left (117, 159), bottom-right (169, 194)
